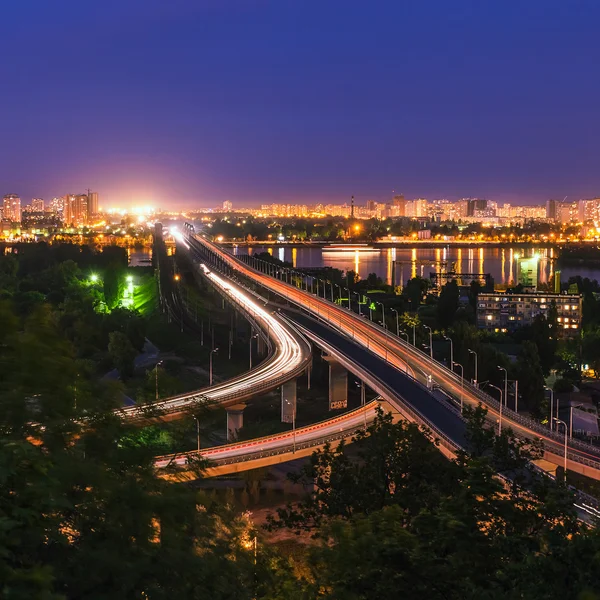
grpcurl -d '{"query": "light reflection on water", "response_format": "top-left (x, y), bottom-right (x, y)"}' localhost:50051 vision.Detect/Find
top-left (234, 245), bottom-right (600, 286)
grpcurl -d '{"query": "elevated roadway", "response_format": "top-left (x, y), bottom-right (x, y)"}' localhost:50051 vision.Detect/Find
top-left (120, 262), bottom-right (311, 425)
top-left (187, 230), bottom-right (600, 480)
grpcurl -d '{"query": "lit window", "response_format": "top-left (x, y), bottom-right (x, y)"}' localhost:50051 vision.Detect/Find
top-left (572, 324), bottom-right (578, 329)
top-left (487, 315), bottom-right (493, 321)
top-left (565, 318), bottom-right (569, 323)
top-left (509, 316), bottom-right (515, 320)
top-left (557, 317), bottom-right (562, 322)
top-left (495, 297), bottom-right (500, 301)
top-left (541, 298), bottom-right (546, 303)
top-left (541, 304), bottom-right (547, 309)
top-left (564, 324), bottom-right (569, 329)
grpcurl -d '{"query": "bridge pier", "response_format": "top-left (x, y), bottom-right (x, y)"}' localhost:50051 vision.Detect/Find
top-left (226, 403), bottom-right (246, 441)
top-left (281, 380), bottom-right (297, 423)
top-left (324, 356), bottom-right (348, 410)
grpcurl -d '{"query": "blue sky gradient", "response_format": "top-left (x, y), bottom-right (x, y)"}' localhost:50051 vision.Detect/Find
top-left (2, 0), bottom-right (599, 208)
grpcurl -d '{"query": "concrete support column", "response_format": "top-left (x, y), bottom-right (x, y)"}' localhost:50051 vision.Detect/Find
top-left (226, 403), bottom-right (246, 441)
top-left (324, 356), bottom-right (348, 410)
top-left (281, 380), bottom-right (297, 423)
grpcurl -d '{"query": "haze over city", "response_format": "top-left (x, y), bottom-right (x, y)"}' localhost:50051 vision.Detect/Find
top-left (2, 0), bottom-right (600, 208)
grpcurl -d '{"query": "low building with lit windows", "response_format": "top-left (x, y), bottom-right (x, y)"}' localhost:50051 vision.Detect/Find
top-left (476, 292), bottom-right (582, 336)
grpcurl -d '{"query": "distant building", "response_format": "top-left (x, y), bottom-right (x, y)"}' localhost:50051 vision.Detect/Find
top-left (63, 194), bottom-right (88, 226)
top-left (466, 198), bottom-right (487, 217)
top-left (518, 257), bottom-right (539, 289)
top-left (31, 198), bottom-right (44, 212)
top-left (88, 192), bottom-right (99, 215)
top-left (546, 199), bottom-right (558, 221)
top-left (477, 292), bottom-right (582, 336)
top-left (49, 197), bottom-right (64, 219)
top-left (223, 200), bottom-right (233, 212)
top-left (3, 194), bottom-right (21, 223)
top-left (392, 194), bottom-right (406, 216)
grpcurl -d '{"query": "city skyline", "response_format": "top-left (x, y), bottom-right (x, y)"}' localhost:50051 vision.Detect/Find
top-left (2, 1), bottom-right (600, 207)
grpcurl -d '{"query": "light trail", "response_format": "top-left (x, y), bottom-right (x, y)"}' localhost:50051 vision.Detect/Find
top-left (154, 400), bottom-right (379, 469)
top-left (120, 262), bottom-right (310, 421)
top-left (188, 232), bottom-right (600, 477)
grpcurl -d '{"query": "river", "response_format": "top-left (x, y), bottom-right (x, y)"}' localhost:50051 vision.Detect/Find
top-left (232, 245), bottom-right (600, 287)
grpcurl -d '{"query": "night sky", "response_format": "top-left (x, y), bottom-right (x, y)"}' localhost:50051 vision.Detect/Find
top-left (2, 0), bottom-right (600, 208)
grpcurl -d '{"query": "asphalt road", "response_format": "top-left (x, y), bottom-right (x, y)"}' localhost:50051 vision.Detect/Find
top-left (283, 309), bottom-right (468, 449)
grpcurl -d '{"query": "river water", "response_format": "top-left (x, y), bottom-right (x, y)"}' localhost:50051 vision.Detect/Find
top-left (233, 245), bottom-right (600, 287)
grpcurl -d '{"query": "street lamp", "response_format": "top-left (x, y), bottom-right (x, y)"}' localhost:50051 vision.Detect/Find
top-left (554, 418), bottom-right (568, 477)
top-left (399, 330), bottom-right (409, 343)
top-left (498, 366), bottom-right (508, 407)
top-left (90, 273), bottom-right (98, 283)
top-left (569, 403), bottom-right (585, 438)
top-left (390, 307), bottom-right (400, 336)
top-left (423, 324), bottom-right (433, 359)
top-left (444, 335), bottom-right (453, 368)
top-left (453, 361), bottom-right (464, 413)
top-left (209, 348), bottom-right (219, 386)
top-left (545, 386), bottom-right (554, 431)
top-left (487, 383), bottom-right (503, 434)
top-left (155, 360), bottom-right (163, 401)
top-left (249, 332), bottom-right (259, 369)
top-left (376, 302), bottom-right (386, 329)
top-left (468, 349), bottom-right (478, 387)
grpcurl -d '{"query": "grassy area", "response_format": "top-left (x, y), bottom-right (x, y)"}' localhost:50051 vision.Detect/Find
top-left (134, 273), bottom-right (158, 316)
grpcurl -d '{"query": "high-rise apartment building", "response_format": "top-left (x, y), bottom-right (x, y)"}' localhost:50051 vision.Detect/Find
top-left (3, 194), bottom-right (21, 223)
top-left (31, 198), bottom-right (44, 212)
top-left (392, 194), bottom-right (406, 216)
top-left (63, 194), bottom-right (88, 226)
top-left (49, 197), bottom-right (64, 218)
top-left (546, 199), bottom-right (558, 221)
top-left (222, 200), bottom-right (233, 212)
top-left (88, 192), bottom-right (99, 216)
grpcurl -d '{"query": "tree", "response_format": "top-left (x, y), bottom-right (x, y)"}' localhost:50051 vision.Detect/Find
top-left (108, 330), bottom-right (137, 378)
top-left (103, 267), bottom-right (124, 310)
top-left (436, 280), bottom-right (460, 329)
top-left (515, 340), bottom-right (546, 417)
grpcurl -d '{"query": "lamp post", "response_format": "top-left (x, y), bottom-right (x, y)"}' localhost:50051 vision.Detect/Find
top-left (487, 383), bottom-right (503, 434)
top-left (444, 335), bottom-right (453, 368)
top-left (390, 308), bottom-right (400, 337)
top-left (570, 403), bottom-right (585, 438)
top-left (554, 418), bottom-right (568, 477)
top-left (468, 349), bottom-right (478, 387)
top-left (423, 324), bottom-right (433, 359)
top-left (377, 302), bottom-right (386, 329)
top-left (453, 361), bottom-right (464, 413)
top-left (365, 296), bottom-right (373, 321)
top-left (545, 386), bottom-right (554, 431)
top-left (412, 322), bottom-right (416, 346)
top-left (155, 360), bottom-right (163, 401)
top-left (249, 332), bottom-right (259, 369)
top-left (498, 366), bottom-right (508, 407)
top-left (209, 348), bottom-right (219, 386)
top-left (399, 330), bottom-right (409, 343)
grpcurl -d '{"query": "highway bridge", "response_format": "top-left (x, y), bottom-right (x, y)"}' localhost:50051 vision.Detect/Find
top-left (121, 261), bottom-right (312, 426)
top-left (184, 227), bottom-right (600, 481)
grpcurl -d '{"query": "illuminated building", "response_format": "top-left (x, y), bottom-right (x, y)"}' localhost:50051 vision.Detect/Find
top-left (88, 191), bottom-right (99, 215)
top-left (223, 200), bottom-right (233, 211)
top-left (477, 292), bottom-right (582, 336)
top-left (518, 256), bottom-right (539, 289)
top-left (3, 194), bottom-right (21, 223)
top-left (49, 197), bottom-right (64, 219)
top-left (31, 198), bottom-right (44, 212)
top-left (63, 194), bottom-right (89, 226)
